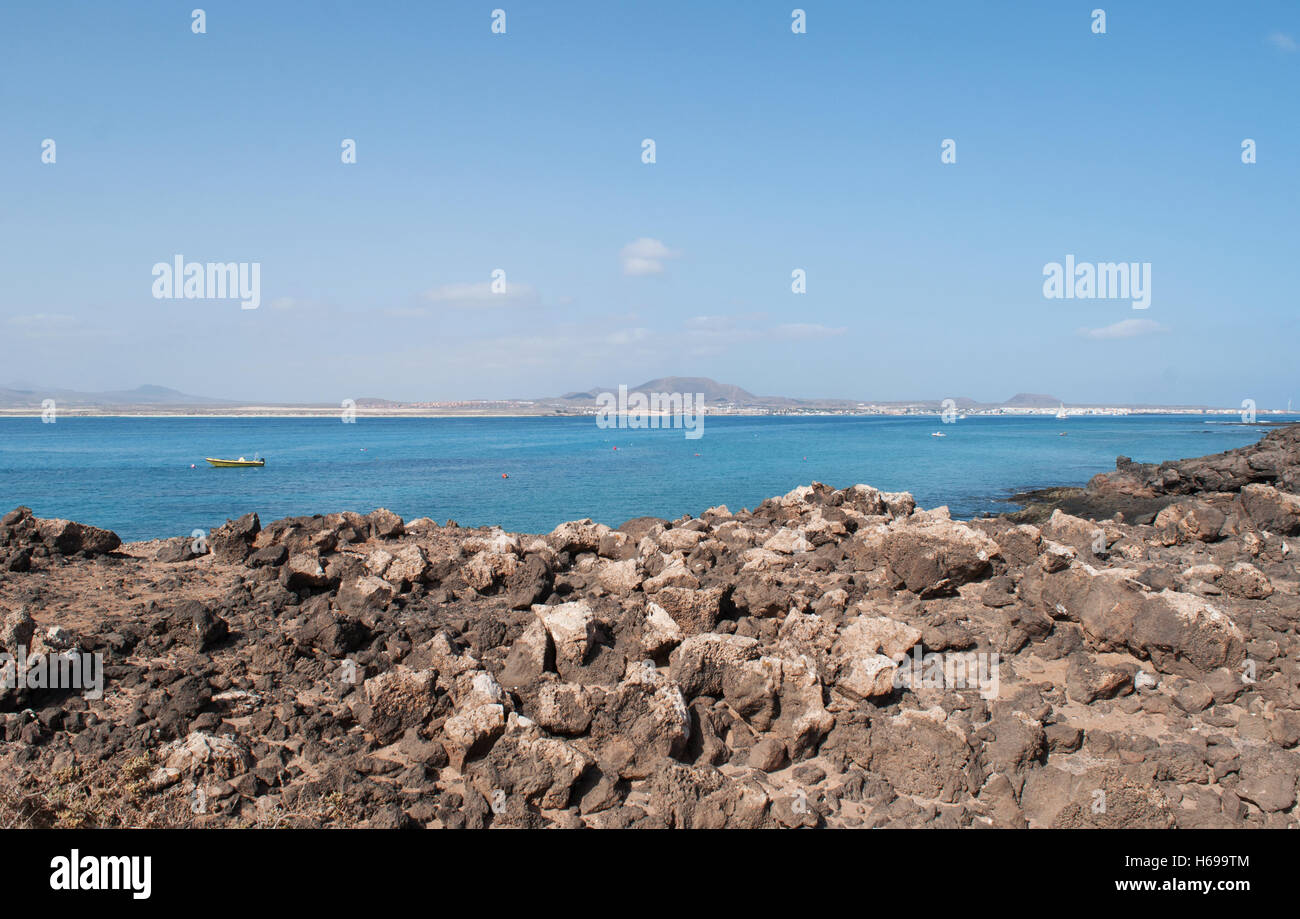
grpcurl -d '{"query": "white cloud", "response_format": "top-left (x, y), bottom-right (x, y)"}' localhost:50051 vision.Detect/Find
top-left (1078, 318), bottom-right (1168, 340)
top-left (620, 238), bottom-right (679, 276)
top-left (1267, 31), bottom-right (1297, 52)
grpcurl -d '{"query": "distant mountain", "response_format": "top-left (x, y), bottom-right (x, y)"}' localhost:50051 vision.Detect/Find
top-left (630, 377), bottom-right (760, 403)
top-left (548, 378), bottom-right (763, 405)
top-left (1002, 393), bottom-right (1063, 408)
top-left (0, 379), bottom-right (1233, 413)
top-left (0, 384), bottom-right (228, 407)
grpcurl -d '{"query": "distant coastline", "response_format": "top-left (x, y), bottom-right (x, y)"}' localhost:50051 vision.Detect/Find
top-left (3, 377), bottom-right (1293, 419)
top-left (0, 407), bottom-right (1292, 420)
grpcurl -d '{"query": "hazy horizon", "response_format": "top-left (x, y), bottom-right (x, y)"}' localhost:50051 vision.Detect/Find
top-left (3, 2), bottom-right (1297, 406)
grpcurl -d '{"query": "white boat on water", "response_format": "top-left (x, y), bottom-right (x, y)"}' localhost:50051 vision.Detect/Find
top-left (1055, 403), bottom-right (1067, 420)
top-left (931, 431), bottom-right (946, 437)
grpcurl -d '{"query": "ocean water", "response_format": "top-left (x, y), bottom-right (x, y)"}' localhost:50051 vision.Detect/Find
top-left (0, 415), bottom-right (1286, 544)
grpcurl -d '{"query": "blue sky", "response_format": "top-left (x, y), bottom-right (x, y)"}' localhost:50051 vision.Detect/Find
top-left (1, 1), bottom-right (1297, 406)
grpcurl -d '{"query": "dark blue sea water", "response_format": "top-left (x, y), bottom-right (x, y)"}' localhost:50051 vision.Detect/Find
top-left (0, 415), bottom-right (1286, 543)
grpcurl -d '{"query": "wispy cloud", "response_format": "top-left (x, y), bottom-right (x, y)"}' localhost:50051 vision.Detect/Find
top-left (3, 313), bottom-right (98, 341)
top-left (620, 238), bottom-right (679, 276)
top-left (776, 322), bottom-right (847, 340)
top-left (684, 312), bottom-right (768, 332)
top-left (1267, 31), bottom-right (1297, 52)
top-left (6, 313), bottom-right (76, 328)
top-left (423, 280), bottom-right (538, 307)
top-left (606, 327), bottom-right (651, 346)
top-left (267, 297), bottom-right (334, 314)
top-left (1078, 318), bottom-right (1168, 340)
top-left (382, 307), bottom-right (431, 319)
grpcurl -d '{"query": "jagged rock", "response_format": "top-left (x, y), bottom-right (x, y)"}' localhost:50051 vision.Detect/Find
top-left (462, 550), bottom-right (518, 593)
top-left (768, 655), bottom-right (835, 758)
top-left (531, 681), bottom-right (594, 735)
top-left (34, 518), bottom-right (122, 556)
top-left (983, 712), bottom-right (1046, 781)
top-left (1028, 769), bottom-right (1176, 829)
top-left (748, 737), bottom-right (788, 771)
top-left (669, 633), bottom-right (761, 698)
top-left (442, 702), bottom-right (506, 770)
top-left (836, 613), bottom-right (923, 662)
top-left (836, 654), bottom-right (898, 700)
top-left (208, 513), bottom-right (259, 563)
top-left (659, 528), bottom-right (706, 553)
top-left (597, 558), bottom-right (642, 594)
top-left (293, 608), bottom-right (367, 656)
top-left (1042, 510), bottom-right (1106, 557)
top-left (693, 780), bottom-right (772, 829)
top-left (860, 518), bottom-right (1000, 596)
top-left (643, 558), bottom-right (700, 593)
top-left (641, 601), bottom-right (684, 658)
top-left (534, 601), bottom-right (600, 674)
top-left (498, 619), bottom-right (554, 691)
top-left (1219, 562), bottom-right (1272, 599)
top-left (155, 537), bottom-right (203, 564)
top-left (337, 574), bottom-right (395, 613)
top-left (1039, 540), bottom-right (1076, 572)
top-left (1040, 566), bottom-right (1244, 675)
top-left (861, 709), bottom-right (981, 802)
top-left (729, 570), bottom-right (793, 618)
top-left (183, 602), bottom-right (229, 651)
top-left (548, 519), bottom-right (610, 554)
top-left (1065, 657), bottom-right (1133, 703)
top-left (1238, 484), bottom-right (1300, 535)
top-left (1154, 500), bottom-right (1226, 545)
top-left (363, 666), bottom-right (438, 744)
top-left (763, 528), bottom-right (812, 555)
top-left (367, 508), bottom-right (405, 539)
top-left (651, 585), bottom-right (726, 636)
top-left (467, 727), bottom-right (593, 810)
top-left (246, 544), bottom-right (287, 568)
top-left (0, 607), bottom-right (35, 655)
top-left (386, 544), bottom-right (430, 586)
top-left (504, 553), bottom-right (554, 609)
top-left (283, 552), bottom-right (330, 590)
top-left (159, 732), bottom-right (252, 779)
top-left (590, 663), bottom-right (690, 779)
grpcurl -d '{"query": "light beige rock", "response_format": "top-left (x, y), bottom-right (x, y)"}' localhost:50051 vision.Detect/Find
top-left (641, 601), bottom-right (684, 657)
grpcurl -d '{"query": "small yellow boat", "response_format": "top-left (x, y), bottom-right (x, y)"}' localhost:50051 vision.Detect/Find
top-left (205, 456), bottom-right (265, 468)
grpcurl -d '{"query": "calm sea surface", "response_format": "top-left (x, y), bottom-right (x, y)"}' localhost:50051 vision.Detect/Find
top-left (0, 415), bottom-right (1286, 543)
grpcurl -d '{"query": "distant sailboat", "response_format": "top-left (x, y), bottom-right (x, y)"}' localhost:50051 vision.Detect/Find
top-left (1055, 403), bottom-right (1067, 420)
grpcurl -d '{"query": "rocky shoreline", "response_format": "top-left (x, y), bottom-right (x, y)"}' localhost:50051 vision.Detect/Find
top-left (1, 426), bottom-right (1298, 828)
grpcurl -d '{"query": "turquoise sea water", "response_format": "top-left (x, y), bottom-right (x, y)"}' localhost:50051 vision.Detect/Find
top-left (0, 415), bottom-right (1287, 543)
